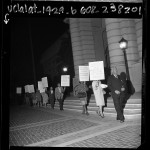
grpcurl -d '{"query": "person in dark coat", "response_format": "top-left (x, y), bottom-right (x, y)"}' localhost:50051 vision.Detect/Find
top-left (49, 87), bottom-right (55, 109)
top-left (119, 72), bottom-right (130, 111)
top-left (35, 89), bottom-right (42, 107)
top-left (55, 83), bottom-right (66, 111)
top-left (107, 67), bottom-right (125, 123)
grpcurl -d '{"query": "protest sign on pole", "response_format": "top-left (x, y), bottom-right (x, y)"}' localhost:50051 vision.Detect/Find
top-left (42, 77), bottom-right (48, 88)
top-left (61, 75), bottom-right (70, 86)
top-left (29, 85), bottom-right (35, 93)
top-left (38, 81), bottom-right (45, 93)
top-left (16, 87), bottom-right (22, 94)
top-left (79, 66), bottom-right (89, 81)
top-left (24, 85), bottom-right (29, 93)
top-left (89, 61), bottom-right (105, 80)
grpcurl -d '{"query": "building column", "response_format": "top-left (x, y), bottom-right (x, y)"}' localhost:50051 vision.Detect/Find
top-left (105, 18), bottom-right (126, 74)
top-left (135, 19), bottom-right (142, 62)
top-left (69, 18), bottom-right (84, 78)
top-left (79, 18), bottom-right (96, 65)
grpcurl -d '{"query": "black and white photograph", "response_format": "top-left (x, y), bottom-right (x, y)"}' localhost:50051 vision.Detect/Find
top-left (2, 0), bottom-right (146, 149)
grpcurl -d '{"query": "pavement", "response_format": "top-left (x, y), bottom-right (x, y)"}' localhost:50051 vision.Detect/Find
top-left (9, 104), bottom-right (141, 148)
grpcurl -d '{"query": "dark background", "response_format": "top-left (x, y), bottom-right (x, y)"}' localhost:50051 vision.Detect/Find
top-left (10, 17), bottom-right (69, 88)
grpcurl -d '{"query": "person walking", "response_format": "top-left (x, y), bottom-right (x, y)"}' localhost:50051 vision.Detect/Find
top-left (107, 66), bottom-right (125, 123)
top-left (49, 86), bottom-right (55, 109)
top-left (36, 89), bottom-right (42, 107)
top-left (92, 80), bottom-right (105, 118)
top-left (120, 72), bottom-right (130, 112)
top-left (55, 83), bottom-right (66, 111)
top-left (76, 81), bottom-right (89, 115)
top-left (41, 90), bottom-right (49, 107)
top-left (32, 92), bottom-right (37, 107)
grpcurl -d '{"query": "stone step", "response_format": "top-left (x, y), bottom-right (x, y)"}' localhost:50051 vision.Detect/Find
top-left (64, 97), bottom-right (141, 104)
top-left (53, 106), bottom-right (141, 120)
top-left (54, 103), bottom-right (141, 114)
top-left (61, 101), bottom-right (141, 109)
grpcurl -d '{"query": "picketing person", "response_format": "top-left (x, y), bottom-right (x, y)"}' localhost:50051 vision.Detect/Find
top-left (55, 83), bottom-right (66, 111)
top-left (75, 81), bottom-right (89, 115)
top-left (92, 80), bottom-right (106, 118)
top-left (107, 66), bottom-right (125, 123)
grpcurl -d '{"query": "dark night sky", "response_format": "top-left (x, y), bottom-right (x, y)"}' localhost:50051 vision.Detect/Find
top-left (11, 17), bottom-right (69, 86)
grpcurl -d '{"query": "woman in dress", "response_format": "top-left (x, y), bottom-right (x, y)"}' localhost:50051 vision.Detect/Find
top-left (41, 90), bottom-right (49, 107)
top-left (92, 80), bottom-right (105, 118)
top-left (76, 81), bottom-right (89, 115)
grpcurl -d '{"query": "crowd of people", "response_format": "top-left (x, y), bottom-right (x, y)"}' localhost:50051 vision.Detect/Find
top-left (74, 66), bottom-right (133, 123)
top-left (23, 83), bottom-right (66, 111)
top-left (18, 66), bottom-right (133, 123)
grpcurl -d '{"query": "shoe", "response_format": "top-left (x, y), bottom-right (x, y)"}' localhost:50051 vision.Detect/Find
top-left (86, 112), bottom-right (89, 116)
top-left (100, 113), bottom-right (104, 118)
top-left (96, 110), bottom-right (100, 116)
top-left (116, 117), bottom-right (120, 120)
top-left (120, 120), bottom-right (124, 123)
top-left (99, 111), bottom-right (104, 118)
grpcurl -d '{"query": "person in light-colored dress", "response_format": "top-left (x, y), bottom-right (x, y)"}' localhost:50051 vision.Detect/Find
top-left (92, 80), bottom-right (105, 118)
top-left (41, 91), bottom-right (48, 107)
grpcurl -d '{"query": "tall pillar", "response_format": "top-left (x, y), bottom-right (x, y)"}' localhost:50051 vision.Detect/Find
top-left (105, 18), bottom-right (126, 74)
top-left (69, 18), bottom-right (84, 78)
top-left (91, 18), bottom-right (106, 65)
top-left (135, 19), bottom-right (142, 62)
top-left (79, 18), bottom-right (96, 65)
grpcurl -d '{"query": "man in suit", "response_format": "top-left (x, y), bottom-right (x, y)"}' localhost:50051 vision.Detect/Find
top-left (55, 83), bottom-right (66, 111)
top-left (49, 87), bottom-right (55, 109)
top-left (107, 66), bottom-right (125, 123)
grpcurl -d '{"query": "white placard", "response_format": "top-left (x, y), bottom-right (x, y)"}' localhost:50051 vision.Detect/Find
top-left (42, 77), bottom-right (48, 88)
top-left (24, 85), bottom-right (29, 93)
top-left (79, 66), bottom-right (89, 81)
top-left (89, 61), bottom-right (105, 80)
top-left (100, 84), bottom-right (108, 88)
top-left (29, 85), bottom-right (35, 93)
top-left (16, 87), bottom-right (22, 94)
top-left (61, 75), bottom-right (70, 86)
top-left (38, 81), bottom-right (45, 93)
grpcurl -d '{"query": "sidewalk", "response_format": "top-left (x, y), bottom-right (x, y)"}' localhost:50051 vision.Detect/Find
top-left (9, 105), bottom-right (141, 148)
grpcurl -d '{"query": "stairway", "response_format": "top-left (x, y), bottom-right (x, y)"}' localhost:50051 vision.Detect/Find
top-left (54, 92), bottom-right (141, 120)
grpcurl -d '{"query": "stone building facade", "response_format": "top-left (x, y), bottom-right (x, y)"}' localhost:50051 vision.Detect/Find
top-left (65, 18), bottom-right (142, 92)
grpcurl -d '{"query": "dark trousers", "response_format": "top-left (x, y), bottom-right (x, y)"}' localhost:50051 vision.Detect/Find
top-left (58, 98), bottom-right (63, 110)
top-left (37, 101), bottom-right (41, 107)
top-left (112, 93), bottom-right (124, 120)
top-left (50, 99), bottom-right (55, 109)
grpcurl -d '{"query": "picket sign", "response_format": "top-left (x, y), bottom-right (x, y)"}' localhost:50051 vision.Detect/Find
top-left (42, 77), bottom-right (48, 88)
top-left (89, 61), bottom-right (105, 80)
top-left (79, 66), bottom-right (89, 81)
top-left (61, 75), bottom-right (70, 86)
top-left (38, 81), bottom-right (45, 93)
top-left (16, 87), bottom-right (22, 94)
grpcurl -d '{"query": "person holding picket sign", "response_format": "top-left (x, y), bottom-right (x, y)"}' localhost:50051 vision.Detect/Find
top-left (76, 81), bottom-right (89, 115)
top-left (36, 89), bottom-right (42, 107)
top-left (92, 80), bottom-right (106, 118)
top-left (41, 89), bottom-right (49, 107)
top-left (49, 87), bottom-right (55, 109)
top-left (55, 83), bottom-right (66, 111)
